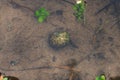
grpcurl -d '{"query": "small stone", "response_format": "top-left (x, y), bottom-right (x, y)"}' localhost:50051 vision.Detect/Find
top-left (93, 52), bottom-right (105, 60)
top-left (52, 56), bottom-right (56, 62)
top-left (10, 61), bottom-right (17, 66)
top-left (108, 37), bottom-right (114, 42)
top-left (56, 10), bottom-right (63, 15)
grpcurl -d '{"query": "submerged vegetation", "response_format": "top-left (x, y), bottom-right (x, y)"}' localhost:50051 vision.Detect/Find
top-left (96, 74), bottom-right (106, 80)
top-left (35, 8), bottom-right (49, 23)
top-left (73, 0), bottom-right (86, 21)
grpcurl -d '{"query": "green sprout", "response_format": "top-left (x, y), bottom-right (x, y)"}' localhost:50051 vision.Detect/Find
top-left (35, 8), bottom-right (49, 23)
top-left (3, 77), bottom-right (8, 80)
top-left (73, 0), bottom-right (86, 21)
top-left (96, 74), bottom-right (106, 80)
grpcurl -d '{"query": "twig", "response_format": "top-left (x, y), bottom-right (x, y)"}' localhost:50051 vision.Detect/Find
top-left (69, 72), bottom-right (74, 80)
top-left (0, 66), bottom-right (51, 71)
top-left (53, 65), bottom-right (80, 80)
top-left (8, 0), bottom-right (34, 12)
top-left (95, 0), bottom-right (120, 15)
top-left (53, 65), bottom-right (80, 72)
top-left (62, 0), bottom-right (74, 5)
top-left (95, 2), bottom-right (111, 15)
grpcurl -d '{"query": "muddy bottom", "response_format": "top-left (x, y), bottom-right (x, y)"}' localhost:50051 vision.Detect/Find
top-left (0, 0), bottom-right (120, 80)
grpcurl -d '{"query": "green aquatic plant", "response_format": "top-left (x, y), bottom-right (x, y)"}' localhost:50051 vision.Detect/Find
top-left (96, 74), bottom-right (106, 80)
top-left (3, 77), bottom-right (8, 80)
top-left (35, 8), bottom-right (49, 23)
top-left (73, 0), bottom-right (86, 21)
top-left (0, 72), bottom-right (19, 80)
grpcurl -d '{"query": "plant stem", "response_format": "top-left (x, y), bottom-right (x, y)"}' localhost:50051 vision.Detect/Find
top-left (9, 0), bottom-right (34, 13)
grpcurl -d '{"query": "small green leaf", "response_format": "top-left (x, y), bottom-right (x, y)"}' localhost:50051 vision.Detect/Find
top-left (35, 10), bottom-right (40, 17)
top-left (101, 75), bottom-right (106, 80)
top-left (38, 17), bottom-right (44, 23)
top-left (96, 74), bottom-right (106, 80)
top-left (3, 77), bottom-right (8, 80)
top-left (96, 76), bottom-right (100, 80)
top-left (34, 8), bottom-right (49, 23)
